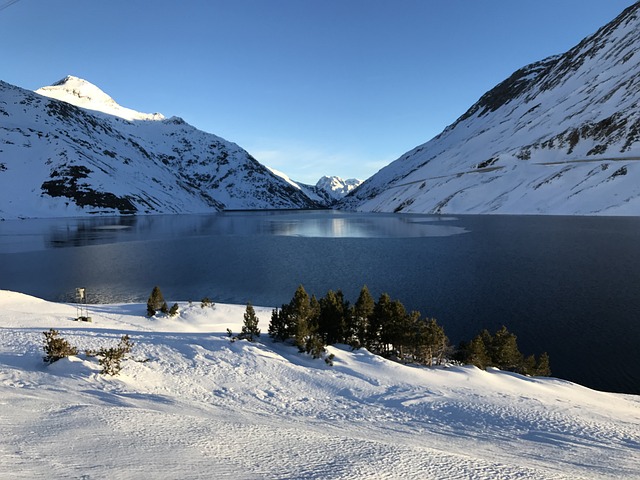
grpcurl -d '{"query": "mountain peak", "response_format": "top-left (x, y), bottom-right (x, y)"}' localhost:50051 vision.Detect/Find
top-left (36, 75), bottom-right (165, 122)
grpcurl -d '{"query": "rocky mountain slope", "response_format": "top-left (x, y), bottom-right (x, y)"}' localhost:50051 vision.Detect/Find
top-left (341, 3), bottom-right (640, 215)
top-left (0, 76), bottom-right (318, 219)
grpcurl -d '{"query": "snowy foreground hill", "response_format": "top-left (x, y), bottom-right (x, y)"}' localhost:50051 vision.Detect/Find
top-left (342, 3), bottom-right (640, 215)
top-left (1, 290), bottom-right (638, 479)
top-left (0, 76), bottom-right (318, 219)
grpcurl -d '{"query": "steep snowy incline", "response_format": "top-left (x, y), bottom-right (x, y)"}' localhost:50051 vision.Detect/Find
top-left (0, 77), bottom-right (318, 219)
top-left (341, 3), bottom-right (640, 215)
top-left (0, 290), bottom-right (639, 479)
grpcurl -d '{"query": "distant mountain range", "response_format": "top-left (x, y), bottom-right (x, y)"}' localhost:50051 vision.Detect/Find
top-left (340, 3), bottom-right (640, 215)
top-left (267, 168), bottom-right (362, 206)
top-left (0, 76), bottom-right (347, 219)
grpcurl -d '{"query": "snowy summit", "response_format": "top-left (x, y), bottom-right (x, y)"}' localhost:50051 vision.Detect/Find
top-left (36, 75), bottom-right (165, 122)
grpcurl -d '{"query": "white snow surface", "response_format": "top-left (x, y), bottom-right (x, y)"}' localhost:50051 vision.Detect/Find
top-left (1, 290), bottom-right (638, 479)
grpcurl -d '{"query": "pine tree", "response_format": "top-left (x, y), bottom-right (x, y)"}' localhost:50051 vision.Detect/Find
top-left (421, 318), bottom-right (448, 366)
top-left (350, 285), bottom-right (374, 349)
top-left (146, 286), bottom-right (166, 317)
top-left (290, 285), bottom-right (313, 352)
top-left (490, 326), bottom-right (523, 371)
top-left (367, 293), bottom-right (392, 354)
top-left (535, 352), bottom-right (551, 376)
top-left (466, 334), bottom-right (491, 369)
top-left (318, 290), bottom-right (348, 345)
top-left (268, 307), bottom-right (288, 341)
top-left (240, 303), bottom-right (261, 341)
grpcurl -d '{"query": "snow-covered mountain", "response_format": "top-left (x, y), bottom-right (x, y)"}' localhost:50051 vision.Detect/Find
top-left (315, 175), bottom-right (362, 201)
top-left (0, 76), bottom-right (318, 219)
top-left (341, 3), bottom-right (640, 215)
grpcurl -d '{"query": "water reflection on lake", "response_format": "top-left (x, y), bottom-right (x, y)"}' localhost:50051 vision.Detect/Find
top-left (1, 210), bottom-right (639, 394)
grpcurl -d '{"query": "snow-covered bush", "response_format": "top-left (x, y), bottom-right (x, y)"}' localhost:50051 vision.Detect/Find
top-left (97, 335), bottom-right (134, 376)
top-left (42, 329), bottom-right (78, 363)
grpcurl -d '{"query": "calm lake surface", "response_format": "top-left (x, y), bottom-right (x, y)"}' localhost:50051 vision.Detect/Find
top-left (1, 210), bottom-right (639, 394)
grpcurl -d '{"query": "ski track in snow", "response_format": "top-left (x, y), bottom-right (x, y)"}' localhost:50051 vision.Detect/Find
top-left (0, 290), bottom-right (638, 479)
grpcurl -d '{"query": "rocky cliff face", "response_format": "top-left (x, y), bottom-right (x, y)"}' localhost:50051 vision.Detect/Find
top-left (341, 3), bottom-right (640, 215)
top-left (0, 76), bottom-right (318, 219)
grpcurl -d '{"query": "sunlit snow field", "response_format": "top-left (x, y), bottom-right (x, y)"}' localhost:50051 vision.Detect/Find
top-left (1, 290), bottom-right (638, 479)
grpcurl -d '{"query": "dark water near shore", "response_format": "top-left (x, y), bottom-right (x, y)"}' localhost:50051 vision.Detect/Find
top-left (1, 210), bottom-right (639, 394)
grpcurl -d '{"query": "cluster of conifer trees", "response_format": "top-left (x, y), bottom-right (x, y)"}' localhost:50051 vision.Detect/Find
top-left (268, 285), bottom-right (551, 376)
top-left (456, 327), bottom-right (551, 376)
top-left (269, 285), bottom-right (449, 366)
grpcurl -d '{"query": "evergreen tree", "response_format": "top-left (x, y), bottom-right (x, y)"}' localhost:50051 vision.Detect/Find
top-left (535, 352), bottom-right (551, 376)
top-left (290, 285), bottom-right (313, 351)
top-left (268, 306), bottom-right (288, 341)
top-left (146, 286), bottom-right (166, 317)
top-left (350, 285), bottom-right (374, 349)
top-left (240, 303), bottom-right (261, 341)
top-left (421, 318), bottom-right (448, 366)
top-left (490, 326), bottom-right (523, 371)
top-left (466, 334), bottom-right (492, 369)
top-left (521, 354), bottom-right (537, 375)
top-left (318, 290), bottom-right (348, 345)
top-left (384, 299), bottom-right (408, 357)
top-left (367, 293), bottom-right (392, 354)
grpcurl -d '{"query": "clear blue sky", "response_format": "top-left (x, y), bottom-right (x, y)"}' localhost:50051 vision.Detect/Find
top-left (1, 0), bottom-right (635, 183)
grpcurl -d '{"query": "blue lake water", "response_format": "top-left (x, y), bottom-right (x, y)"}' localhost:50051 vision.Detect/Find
top-left (1, 210), bottom-right (639, 394)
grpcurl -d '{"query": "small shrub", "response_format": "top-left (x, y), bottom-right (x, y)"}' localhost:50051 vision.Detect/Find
top-left (98, 335), bottom-right (134, 376)
top-left (201, 297), bottom-right (214, 308)
top-left (324, 353), bottom-right (335, 366)
top-left (43, 329), bottom-right (78, 364)
top-left (169, 303), bottom-right (179, 317)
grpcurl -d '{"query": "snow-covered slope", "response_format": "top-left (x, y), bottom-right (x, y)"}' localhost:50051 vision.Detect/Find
top-left (1, 290), bottom-right (638, 479)
top-left (341, 3), bottom-right (640, 215)
top-left (0, 76), bottom-right (318, 219)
